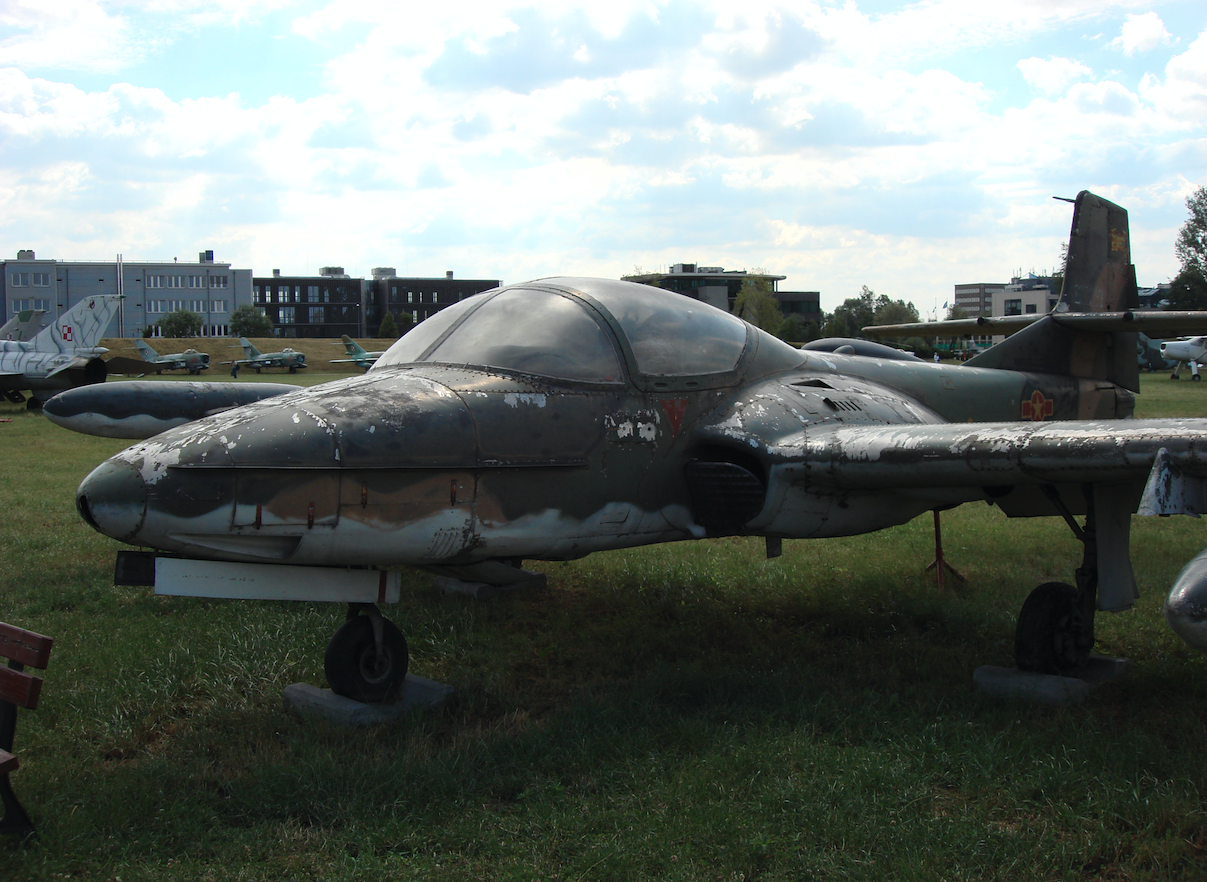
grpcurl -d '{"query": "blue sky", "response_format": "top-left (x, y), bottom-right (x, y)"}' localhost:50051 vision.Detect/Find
top-left (1, 1), bottom-right (1204, 314)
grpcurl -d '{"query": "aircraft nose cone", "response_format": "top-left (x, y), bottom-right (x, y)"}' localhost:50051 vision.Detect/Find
top-left (77, 458), bottom-right (147, 542)
top-left (1165, 548), bottom-right (1207, 652)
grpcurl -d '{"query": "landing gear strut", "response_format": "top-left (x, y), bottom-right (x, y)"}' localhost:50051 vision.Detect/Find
top-left (324, 603), bottom-right (409, 703)
top-left (1014, 486), bottom-right (1099, 674)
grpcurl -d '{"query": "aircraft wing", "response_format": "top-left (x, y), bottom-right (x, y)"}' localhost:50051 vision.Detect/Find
top-left (799, 418), bottom-right (1207, 496)
top-left (102, 356), bottom-right (153, 375)
top-left (864, 311), bottom-right (1207, 338)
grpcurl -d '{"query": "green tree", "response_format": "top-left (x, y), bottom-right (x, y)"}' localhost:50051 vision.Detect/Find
top-left (1175, 186), bottom-right (1207, 279)
top-left (1169, 266), bottom-right (1207, 310)
top-left (825, 286), bottom-right (918, 338)
top-left (732, 274), bottom-right (783, 332)
top-left (229, 304), bottom-right (273, 337)
top-left (872, 298), bottom-right (919, 326)
top-left (775, 314), bottom-right (806, 343)
top-left (377, 312), bottom-right (400, 339)
top-left (160, 309), bottom-right (201, 338)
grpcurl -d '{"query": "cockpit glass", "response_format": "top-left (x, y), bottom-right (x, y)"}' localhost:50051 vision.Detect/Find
top-left (373, 297), bottom-right (484, 369)
top-left (568, 278), bottom-right (748, 376)
top-left (420, 288), bottom-right (623, 382)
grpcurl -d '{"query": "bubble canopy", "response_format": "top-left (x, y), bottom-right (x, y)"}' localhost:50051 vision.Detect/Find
top-left (373, 277), bottom-right (751, 385)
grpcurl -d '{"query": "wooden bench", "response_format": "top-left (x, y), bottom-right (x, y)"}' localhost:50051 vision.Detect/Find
top-left (0, 621), bottom-right (53, 837)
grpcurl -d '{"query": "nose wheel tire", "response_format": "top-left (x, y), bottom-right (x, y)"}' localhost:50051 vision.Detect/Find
top-left (324, 614), bottom-right (409, 703)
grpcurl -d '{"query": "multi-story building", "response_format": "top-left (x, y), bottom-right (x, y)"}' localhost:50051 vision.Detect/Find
top-left (1, 249), bottom-right (253, 338)
top-left (622, 263), bottom-right (820, 326)
top-left (373, 269), bottom-right (501, 334)
top-left (253, 267), bottom-right (369, 338)
top-left (253, 268), bottom-right (502, 338)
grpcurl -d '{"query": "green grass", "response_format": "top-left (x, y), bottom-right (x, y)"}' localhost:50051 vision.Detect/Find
top-left (4, 374), bottom-right (1207, 880)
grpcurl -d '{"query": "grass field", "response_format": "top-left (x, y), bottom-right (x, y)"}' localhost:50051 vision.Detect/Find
top-left (3, 372), bottom-right (1207, 880)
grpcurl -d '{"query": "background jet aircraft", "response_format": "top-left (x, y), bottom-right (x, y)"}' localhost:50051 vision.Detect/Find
top-left (75, 193), bottom-right (1207, 704)
top-left (0, 295), bottom-right (122, 406)
top-left (329, 335), bottom-right (383, 371)
top-left (104, 340), bottom-right (211, 376)
top-left (1159, 336), bottom-right (1207, 380)
top-left (226, 337), bottom-right (306, 373)
top-left (0, 308), bottom-right (48, 342)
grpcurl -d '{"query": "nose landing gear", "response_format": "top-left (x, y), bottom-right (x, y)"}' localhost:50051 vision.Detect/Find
top-left (324, 603), bottom-right (409, 703)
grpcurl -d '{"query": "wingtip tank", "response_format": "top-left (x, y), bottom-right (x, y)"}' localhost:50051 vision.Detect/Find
top-left (1165, 549), bottom-right (1207, 653)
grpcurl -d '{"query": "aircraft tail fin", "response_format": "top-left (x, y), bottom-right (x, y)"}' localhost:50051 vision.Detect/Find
top-left (238, 337), bottom-right (261, 358)
top-left (341, 335), bottom-right (367, 356)
top-left (31, 296), bottom-right (122, 354)
top-left (135, 339), bottom-right (159, 361)
top-left (0, 308), bottom-right (47, 342)
top-left (963, 191), bottom-right (1139, 391)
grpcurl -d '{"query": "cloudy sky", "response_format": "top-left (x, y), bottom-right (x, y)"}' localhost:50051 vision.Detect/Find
top-left (1, 1), bottom-right (1204, 314)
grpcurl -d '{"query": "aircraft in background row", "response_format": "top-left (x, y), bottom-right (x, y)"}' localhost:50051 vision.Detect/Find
top-left (1159, 336), bottom-right (1207, 380)
top-left (225, 337), bottom-right (306, 374)
top-left (74, 193), bottom-right (1207, 704)
top-left (104, 339), bottom-right (211, 376)
top-left (0, 308), bottom-right (48, 343)
top-left (1, 296), bottom-right (122, 407)
top-left (329, 336), bottom-right (383, 371)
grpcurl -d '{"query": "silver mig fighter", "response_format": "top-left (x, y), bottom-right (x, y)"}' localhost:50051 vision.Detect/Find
top-left (74, 193), bottom-right (1207, 702)
top-left (1, 295), bottom-right (122, 407)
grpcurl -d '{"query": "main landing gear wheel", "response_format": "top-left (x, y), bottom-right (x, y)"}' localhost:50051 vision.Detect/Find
top-left (324, 609), bottom-right (408, 703)
top-left (1014, 581), bottom-right (1091, 674)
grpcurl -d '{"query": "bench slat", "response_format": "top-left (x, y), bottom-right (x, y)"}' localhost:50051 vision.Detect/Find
top-left (0, 747), bottom-right (16, 776)
top-left (0, 666), bottom-right (43, 710)
top-left (0, 622), bottom-right (53, 669)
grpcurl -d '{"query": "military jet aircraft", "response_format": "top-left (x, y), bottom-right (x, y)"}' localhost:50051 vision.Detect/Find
top-left (329, 336), bottom-right (383, 371)
top-left (1158, 336), bottom-right (1207, 380)
top-left (0, 308), bottom-right (48, 342)
top-left (74, 193), bottom-right (1207, 704)
top-left (135, 339), bottom-right (211, 375)
top-left (1, 296), bottom-right (122, 406)
top-left (226, 337), bottom-right (306, 373)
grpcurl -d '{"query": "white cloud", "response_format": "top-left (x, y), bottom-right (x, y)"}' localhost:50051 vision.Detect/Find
top-left (1016, 56), bottom-right (1093, 95)
top-left (1110, 11), bottom-right (1174, 56)
top-left (1138, 30), bottom-right (1207, 124)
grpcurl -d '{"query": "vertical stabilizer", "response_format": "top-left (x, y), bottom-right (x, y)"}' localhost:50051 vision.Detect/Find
top-left (964, 191), bottom-right (1140, 391)
top-left (135, 339), bottom-right (160, 361)
top-left (31, 296), bottom-right (123, 354)
top-left (238, 337), bottom-right (261, 359)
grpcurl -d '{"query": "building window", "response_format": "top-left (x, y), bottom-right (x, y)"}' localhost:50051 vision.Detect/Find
top-left (1004, 299), bottom-right (1022, 316)
top-left (307, 286), bottom-right (318, 300)
top-left (145, 300), bottom-right (166, 314)
top-left (210, 300), bottom-right (228, 313)
top-left (1025, 304), bottom-right (1037, 314)
top-left (210, 275), bottom-right (228, 288)
top-left (189, 299), bottom-right (206, 313)
top-left (279, 306), bottom-right (295, 324)
top-left (168, 275), bottom-right (184, 288)
top-left (188, 275), bottom-right (206, 288)
top-left (168, 299), bottom-right (184, 312)
top-left (32, 272), bottom-right (49, 287)
top-left (10, 272), bottom-right (28, 287)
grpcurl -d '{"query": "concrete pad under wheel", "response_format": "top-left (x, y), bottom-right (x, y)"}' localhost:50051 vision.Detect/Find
top-left (973, 655), bottom-right (1132, 706)
top-left (284, 675), bottom-right (454, 727)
